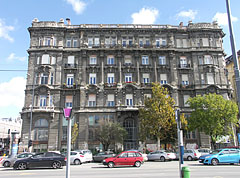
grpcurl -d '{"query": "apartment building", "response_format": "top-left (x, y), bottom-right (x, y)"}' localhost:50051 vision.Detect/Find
top-left (21, 18), bottom-right (231, 152)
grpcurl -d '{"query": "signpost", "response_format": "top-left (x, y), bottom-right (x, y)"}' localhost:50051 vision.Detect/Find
top-left (64, 108), bottom-right (72, 178)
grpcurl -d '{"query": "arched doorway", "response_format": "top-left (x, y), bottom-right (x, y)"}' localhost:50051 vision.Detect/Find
top-left (123, 118), bottom-right (137, 150)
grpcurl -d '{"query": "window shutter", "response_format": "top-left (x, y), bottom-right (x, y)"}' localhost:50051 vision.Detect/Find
top-left (68, 56), bottom-right (75, 64)
top-left (42, 54), bottom-right (50, 64)
top-left (89, 94), bottom-right (96, 101)
top-left (107, 94), bottom-right (114, 101)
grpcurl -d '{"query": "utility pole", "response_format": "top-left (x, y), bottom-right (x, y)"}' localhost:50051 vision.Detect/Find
top-left (226, 0), bottom-right (240, 146)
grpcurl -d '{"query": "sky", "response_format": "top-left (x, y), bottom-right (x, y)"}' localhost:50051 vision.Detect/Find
top-left (0, 0), bottom-right (240, 119)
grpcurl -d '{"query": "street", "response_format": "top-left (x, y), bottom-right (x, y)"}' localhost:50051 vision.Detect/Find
top-left (0, 161), bottom-right (240, 178)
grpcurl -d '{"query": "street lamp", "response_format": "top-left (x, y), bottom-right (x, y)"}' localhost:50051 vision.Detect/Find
top-left (27, 73), bottom-right (35, 152)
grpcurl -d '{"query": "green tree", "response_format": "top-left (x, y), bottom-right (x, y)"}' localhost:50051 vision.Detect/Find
top-left (95, 121), bottom-right (127, 151)
top-left (187, 93), bottom-right (238, 149)
top-left (71, 123), bottom-right (79, 148)
top-left (139, 83), bottom-right (176, 150)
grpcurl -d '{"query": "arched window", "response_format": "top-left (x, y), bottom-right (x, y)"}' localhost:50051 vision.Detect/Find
top-left (34, 119), bottom-right (49, 141)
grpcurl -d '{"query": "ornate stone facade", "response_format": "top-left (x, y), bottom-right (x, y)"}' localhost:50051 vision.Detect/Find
top-left (21, 19), bottom-right (231, 152)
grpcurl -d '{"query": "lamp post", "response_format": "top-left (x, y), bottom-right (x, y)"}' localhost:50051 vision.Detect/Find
top-left (27, 73), bottom-right (35, 152)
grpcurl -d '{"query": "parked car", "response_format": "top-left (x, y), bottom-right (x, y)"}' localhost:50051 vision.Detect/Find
top-left (2, 152), bottom-right (34, 167)
top-left (183, 149), bottom-right (201, 161)
top-left (203, 148), bottom-right (240, 166)
top-left (63, 151), bottom-right (86, 165)
top-left (74, 150), bottom-right (93, 162)
top-left (13, 152), bottom-right (66, 170)
top-left (199, 150), bottom-right (221, 163)
top-left (147, 150), bottom-right (176, 162)
top-left (103, 151), bottom-right (144, 168)
top-left (93, 152), bottom-right (116, 162)
top-left (198, 149), bottom-right (211, 156)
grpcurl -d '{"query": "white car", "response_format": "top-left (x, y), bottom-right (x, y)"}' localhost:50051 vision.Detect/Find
top-left (183, 149), bottom-right (201, 161)
top-left (69, 151), bottom-right (86, 165)
top-left (74, 150), bottom-right (93, 162)
top-left (147, 150), bottom-right (176, 162)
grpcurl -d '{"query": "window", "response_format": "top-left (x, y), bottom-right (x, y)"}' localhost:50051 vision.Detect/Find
top-left (66, 74), bottom-right (74, 87)
top-left (142, 56), bottom-right (149, 65)
top-left (50, 73), bottom-right (54, 85)
top-left (182, 74), bottom-right (189, 85)
top-left (94, 37), bottom-right (100, 46)
top-left (34, 119), bottom-right (48, 141)
top-left (129, 37), bottom-right (133, 46)
top-left (139, 39), bottom-right (143, 47)
top-left (88, 38), bottom-right (93, 47)
top-left (182, 39), bottom-right (188, 48)
top-left (204, 55), bottom-right (213, 64)
top-left (89, 73), bottom-right (96, 84)
top-left (89, 116), bottom-right (94, 125)
top-left (125, 73), bottom-right (132, 83)
top-left (88, 94), bottom-right (96, 106)
top-left (145, 39), bottom-right (150, 46)
top-left (68, 56), bottom-right (75, 66)
top-left (198, 56), bottom-right (203, 65)
top-left (66, 39), bottom-right (71, 47)
top-left (160, 74), bottom-right (167, 84)
top-left (184, 95), bottom-right (190, 106)
top-left (202, 38), bottom-right (209, 47)
top-left (39, 95), bottom-right (47, 107)
top-left (180, 56), bottom-right (188, 68)
top-left (124, 55), bottom-right (132, 65)
top-left (107, 73), bottom-right (114, 84)
top-left (42, 54), bottom-right (50, 64)
top-left (159, 56), bottom-right (166, 65)
top-left (89, 56), bottom-right (97, 65)
top-left (51, 56), bottom-right (56, 65)
top-left (73, 39), bottom-right (78, 47)
top-left (207, 73), bottom-right (214, 84)
top-left (201, 74), bottom-right (205, 84)
top-left (122, 37), bottom-right (127, 47)
top-left (126, 94), bottom-right (133, 106)
top-left (143, 73), bottom-right (150, 83)
top-left (65, 95), bottom-right (73, 108)
top-left (49, 95), bottom-right (53, 107)
top-left (40, 73), bottom-right (48, 84)
top-left (107, 55), bottom-right (114, 65)
top-left (44, 37), bottom-right (51, 46)
top-left (156, 38), bottom-right (166, 47)
top-left (107, 94), bottom-right (115, 106)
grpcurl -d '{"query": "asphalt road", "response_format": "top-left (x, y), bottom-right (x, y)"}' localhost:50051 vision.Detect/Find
top-left (0, 161), bottom-right (239, 178)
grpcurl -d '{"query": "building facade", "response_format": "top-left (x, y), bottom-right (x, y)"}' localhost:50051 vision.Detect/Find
top-left (21, 18), bottom-right (231, 152)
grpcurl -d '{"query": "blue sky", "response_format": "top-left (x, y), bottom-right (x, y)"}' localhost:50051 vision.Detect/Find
top-left (0, 0), bottom-right (240, 118)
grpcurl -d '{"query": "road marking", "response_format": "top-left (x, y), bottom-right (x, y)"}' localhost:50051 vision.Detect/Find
top-left (19, 173), bottom-right (36, 175)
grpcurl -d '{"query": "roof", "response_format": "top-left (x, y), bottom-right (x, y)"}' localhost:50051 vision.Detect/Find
top-left (225, 50), bottom-right (240, 65)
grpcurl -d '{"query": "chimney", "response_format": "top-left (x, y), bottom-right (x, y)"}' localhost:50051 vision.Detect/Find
top-left (66, 18), bottom-right (71, 25)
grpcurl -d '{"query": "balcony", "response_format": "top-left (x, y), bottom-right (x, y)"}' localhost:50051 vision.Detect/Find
top-left (179, 84), bottom-right (194, 89)
top-left (62, 84), bottom-right (77, 89)
top-left (64, 63), bottom-right (77, 69)
top-left (178, 64), bottom-right (191, 69)
top-left (104, 83), bottom-right (117, 88)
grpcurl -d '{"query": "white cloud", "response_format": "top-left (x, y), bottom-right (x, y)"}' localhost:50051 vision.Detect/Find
top-left (131, 7), bottom-right (159, 24)
top-left (7, 53), bottom-right (26, 62)
top-left (176, 9), bottom-right (198, 20)
top-left (65, 0), bottom-right (86, 15)
top-left (0, 18), bottom-right (14, 42)
top-left (0, 77), bottom-right (25, 110)
top-left (212, 12), bottom-right (238, 26)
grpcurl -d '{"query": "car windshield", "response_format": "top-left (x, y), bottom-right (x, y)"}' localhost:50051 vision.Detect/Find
top-left (210, 150), bottom-right (221, 154)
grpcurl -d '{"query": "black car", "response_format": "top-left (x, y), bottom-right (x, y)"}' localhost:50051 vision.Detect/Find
top-left (93, 152), bottom-right (116, 162)
top-left (13, 152), bottom-right (66, 170)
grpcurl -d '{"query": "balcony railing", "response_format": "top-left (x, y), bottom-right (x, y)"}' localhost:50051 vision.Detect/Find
top-left (179, 84), bottom-right (194, 89)
top-left (179, 64), bottom-right (191, 69)
top-left (64, 63), bottom-right (77, 68)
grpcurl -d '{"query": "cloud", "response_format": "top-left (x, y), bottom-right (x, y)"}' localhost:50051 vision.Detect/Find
top-left (176, 9), bottom-right (198, 20)
top-left (131, 7), bottom-right (159, 24)
top-left (65, 0), bottom-right (86, 15)
top-left (0, 77), bottom-right (25, 110)
top-left (212, 12), bottom-right (238, 26)
top-left (0, 18), bottom-right (14, 42)
top-left (7, 53), bottom-right (26, 62)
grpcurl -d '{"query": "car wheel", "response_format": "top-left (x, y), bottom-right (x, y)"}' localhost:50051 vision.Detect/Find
top-left (74, 159), bottom-right (81, 165)
top-left (187, 156), bottom-right (193, 161)
top-left (107, 162), bottom-right (114, 168)
top-left (134, 161), bottom-right (141, 167)
top-left (160, 156), bottom-right (166, 162)
top-left (3, 161), bottom-right (10, 167)
top-left (18, 162), bottom-right (27, 170)
top-left (211, 158), bottom-right (219, 166)
top-left (52, 161), bottom-right (62, 169)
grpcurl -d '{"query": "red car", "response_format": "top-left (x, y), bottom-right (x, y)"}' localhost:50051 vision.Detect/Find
top-left (102, 151), bottom-right (143, 168)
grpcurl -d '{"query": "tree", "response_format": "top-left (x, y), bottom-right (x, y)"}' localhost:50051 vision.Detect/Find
top-left (139, 83), bottom-right (176, 150)
top-left (187, 93), bottom-right (238, 149)
top-left (95, 121), bottom-right (127, 151)
top-left (71, 123), bottom-right (79, 148)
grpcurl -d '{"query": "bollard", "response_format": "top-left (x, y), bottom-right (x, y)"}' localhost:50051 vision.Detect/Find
top-left (182, 166), bottom-right (190, 178)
